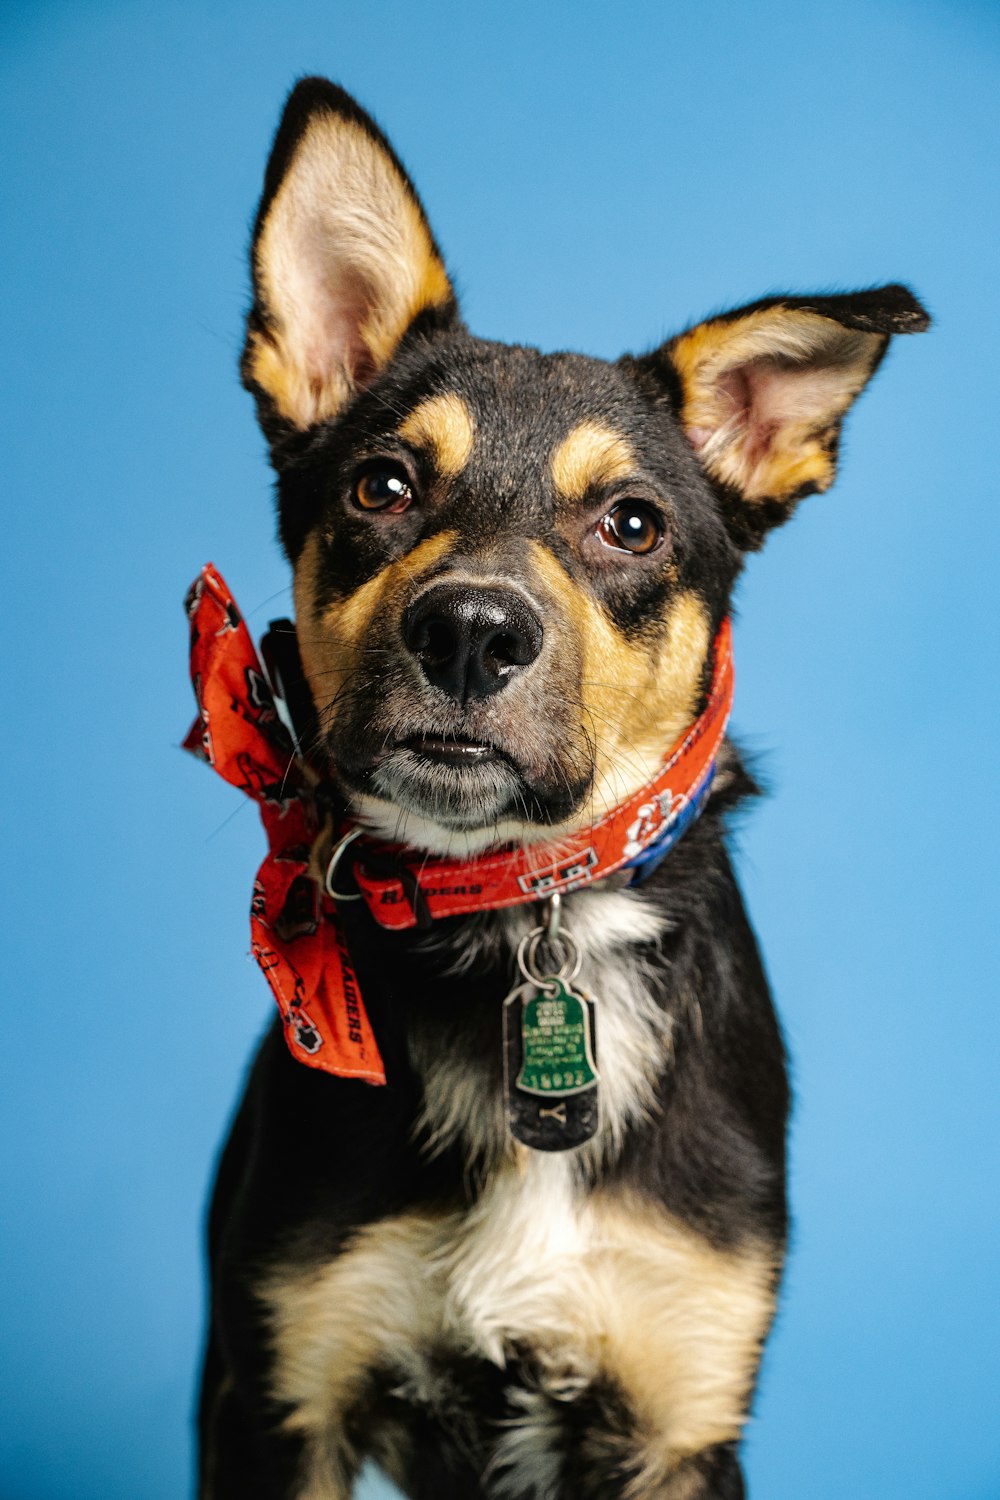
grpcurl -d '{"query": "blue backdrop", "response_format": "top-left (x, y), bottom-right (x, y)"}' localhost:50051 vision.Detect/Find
top-left (3, 3), bottom-right (998, 1497)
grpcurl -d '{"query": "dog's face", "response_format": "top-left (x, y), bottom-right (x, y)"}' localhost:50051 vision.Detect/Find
top-left (273, 333), bottom-right (740, 851)
top-left (243, 80), bottom-right (928, 853)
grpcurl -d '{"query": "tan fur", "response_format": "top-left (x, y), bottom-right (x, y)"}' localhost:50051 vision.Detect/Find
top-left (247, 112), bottom-right (451, 429)
top-left (550, 421), bottom-right (638, 503)
top-left (398, 392), bottom-right (475, 477)
top-left (671, 307), bottom-right (884, 502)
top-left (260, 1166), bottom-right (776, 1492)
top-left (293, 530), bottom-right (457, 716)
top-left (529, 543), bottom-right (710, 819)
top-left (263, 1212), bottom-right (447, 1440)
top-left (587, 1197), bottom-right (775, 1493)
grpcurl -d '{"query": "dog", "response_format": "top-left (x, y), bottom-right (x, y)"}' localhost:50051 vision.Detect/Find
top-left (193, 76), bottom-right (928, 1500)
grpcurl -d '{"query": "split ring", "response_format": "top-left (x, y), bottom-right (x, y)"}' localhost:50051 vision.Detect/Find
top-left (516, 924), bottom-right (582, 986)
top-left (324, 826), bottom-right (365, 902)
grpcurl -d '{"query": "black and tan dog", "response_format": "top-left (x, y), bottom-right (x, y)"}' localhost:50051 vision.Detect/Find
top-left (198, 77), bottom-right (928, 1499)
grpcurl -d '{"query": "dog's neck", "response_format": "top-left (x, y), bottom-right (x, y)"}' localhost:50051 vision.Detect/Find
top-left (389, 793), bottom-right (743, 1173)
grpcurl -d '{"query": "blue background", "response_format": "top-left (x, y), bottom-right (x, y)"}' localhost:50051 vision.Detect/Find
top-left (3, 2), bottom-right (998, 1497)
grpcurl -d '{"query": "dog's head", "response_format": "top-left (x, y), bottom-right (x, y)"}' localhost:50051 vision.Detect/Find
top-left (243, 79), bottom-right (928, 854)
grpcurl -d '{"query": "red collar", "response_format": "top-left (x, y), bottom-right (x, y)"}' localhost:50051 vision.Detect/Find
top-left (184, 564), bottom-right (733, 1084)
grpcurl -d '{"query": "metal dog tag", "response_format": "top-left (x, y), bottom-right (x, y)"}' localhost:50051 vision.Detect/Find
top-left (503, 982), bottom-right (599, 1151)
top-left (502, 911), bottom-right (599, 1151)
top-left (516, 977), bottom-right (598, 1095)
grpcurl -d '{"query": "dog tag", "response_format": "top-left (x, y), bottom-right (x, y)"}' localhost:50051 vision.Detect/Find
top-left (503, 981), bottom-right (599, 1151)
top-left (516, 978), bottom-right (598, 1095)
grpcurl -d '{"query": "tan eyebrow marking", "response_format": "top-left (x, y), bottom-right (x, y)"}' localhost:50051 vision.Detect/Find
top-left (550, 420), bottom-right (638, 502)
top-left (398, 393), bottom-right (475, 478)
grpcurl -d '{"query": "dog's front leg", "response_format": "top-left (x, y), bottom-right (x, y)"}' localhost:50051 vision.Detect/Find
top-left (200, 1375), bottom-right (361, 1500)
top-left (568, 1398), bottom-right (752, 1498)
top-left (198, 1321), bottom-right (362, 1500)
top-left (582, 1440), bottom-right (747, 1500)
top-left (642, 1442), bottom-right (747, 1500)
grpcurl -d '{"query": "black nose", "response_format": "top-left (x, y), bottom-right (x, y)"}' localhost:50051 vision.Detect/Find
top-left (402, 584), bottom-right (544, 704)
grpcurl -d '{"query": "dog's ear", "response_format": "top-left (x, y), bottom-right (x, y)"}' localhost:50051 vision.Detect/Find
top-left (243, 78), bottom-right (457, 442)
top-left (629, 286), bottom-right (930, 548)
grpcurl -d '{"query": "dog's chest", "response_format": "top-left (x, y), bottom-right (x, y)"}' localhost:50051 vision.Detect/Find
top-left (262, 1152), bottom-right (777, 1489)
top-left (263, 1155), bottom-right (597, 1433)
top-left (264, 894), bottom-right (677, 1423)
top-left (259, 892), bottom-right (776, 1477)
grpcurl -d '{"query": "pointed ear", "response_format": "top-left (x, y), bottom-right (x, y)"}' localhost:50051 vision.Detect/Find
top-left (242, 78), bottom-right (458, 440)
top-left (634, 286), bottom-right (930, 547)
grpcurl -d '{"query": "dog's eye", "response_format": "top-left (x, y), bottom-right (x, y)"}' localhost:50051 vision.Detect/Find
top-left (352, 462), bottom-right (414, 514)
top-left (596, 501), bottom-right (663, 555)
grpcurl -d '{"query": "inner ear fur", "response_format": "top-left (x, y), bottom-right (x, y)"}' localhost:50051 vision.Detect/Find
top-left (243, 78), bottom-right (457, 438)
top-left (638, 286), bottom-right (929, 544)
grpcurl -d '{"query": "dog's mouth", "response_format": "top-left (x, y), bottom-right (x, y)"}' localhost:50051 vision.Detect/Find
top-left (329, 725), bottom-right (587, 838)
top-left (364, 733), bottom-right (530, 828)
top-left (399, 734), bottom-right (510, 768)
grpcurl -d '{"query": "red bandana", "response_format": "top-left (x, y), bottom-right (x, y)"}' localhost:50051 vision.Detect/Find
top-left (184, 564), bottom-right (734, 1085)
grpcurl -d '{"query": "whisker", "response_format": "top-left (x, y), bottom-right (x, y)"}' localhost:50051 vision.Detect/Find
top-left (246, 585), bottom-right (294, 619)
top-left (204, 798), bottom-right (252, 842)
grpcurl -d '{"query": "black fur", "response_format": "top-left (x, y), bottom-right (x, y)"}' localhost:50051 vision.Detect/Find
top-left (198, 77), bottom-right (928, 1499)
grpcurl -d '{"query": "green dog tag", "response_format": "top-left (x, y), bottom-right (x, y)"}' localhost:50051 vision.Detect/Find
top-left (503, 980), bottom-right (600, 1151)
top-left (515, 978), bottom-right (598, 1097)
